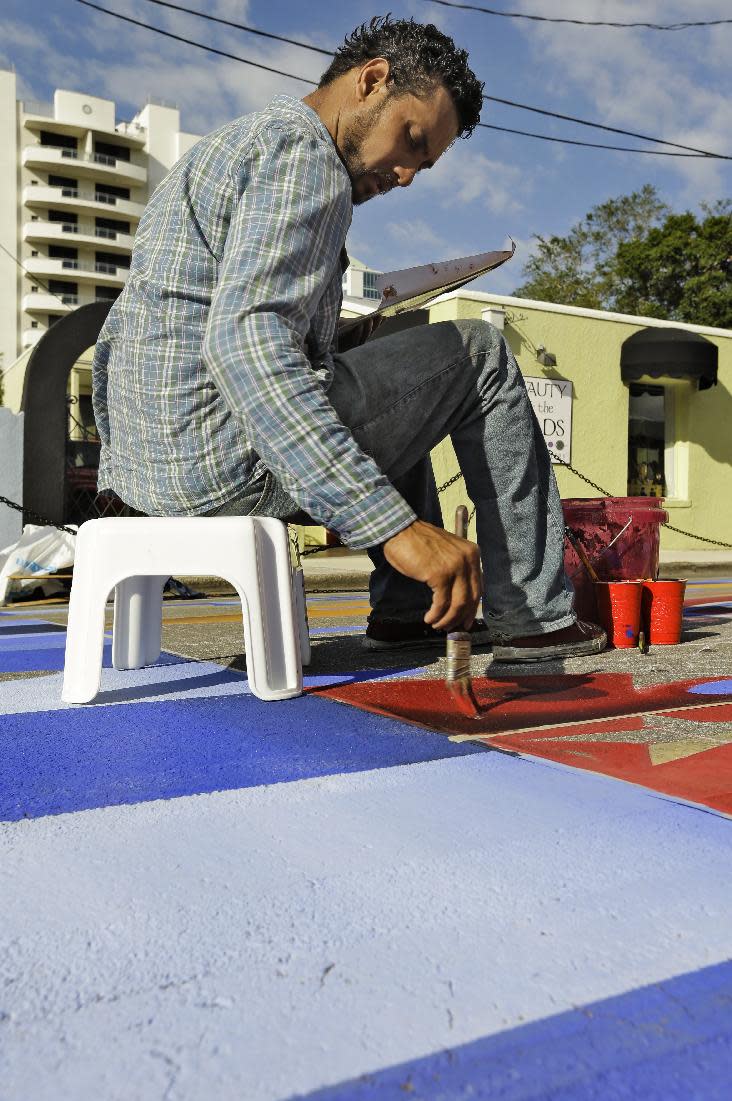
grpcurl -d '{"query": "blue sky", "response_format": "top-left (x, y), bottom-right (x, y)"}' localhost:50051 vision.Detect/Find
top-left (2, 0), bottom-right (730, 294)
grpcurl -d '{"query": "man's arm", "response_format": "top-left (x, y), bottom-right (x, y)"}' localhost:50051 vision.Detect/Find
top-left (202, 124), bottom-right (415, 550)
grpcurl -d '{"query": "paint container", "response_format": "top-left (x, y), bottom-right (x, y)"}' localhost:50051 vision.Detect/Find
top-left (563, 498), bottom-right (668, 622)
top-left (641, 579), bottom-right (687, 645)
top-left (594, 580), bottom-right (643, 649)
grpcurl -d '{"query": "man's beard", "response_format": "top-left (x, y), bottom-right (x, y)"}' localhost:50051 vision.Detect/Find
top-left (341, 97), bottom-right (394, 205)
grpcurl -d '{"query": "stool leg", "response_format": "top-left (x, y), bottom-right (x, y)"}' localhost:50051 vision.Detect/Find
top-left (62, 527), bottom-right (110, 704)
top-left (113, 575), bottom-right (167, 669)
top-left (229, 519), bottom-right (302, 701)
top-left (141, 575), bottom-right (167, 665)
top-left (113, 577), bottom-right (147, 670)
top-left (292, 566), bottom-right (311, 667)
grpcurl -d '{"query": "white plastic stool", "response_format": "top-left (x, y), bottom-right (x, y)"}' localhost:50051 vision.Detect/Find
top-left (62, 516), bottom-right (310, 704)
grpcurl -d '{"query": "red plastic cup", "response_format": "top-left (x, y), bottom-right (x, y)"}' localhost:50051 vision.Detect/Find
top-left (594, 580), bottom-right (643, 648)
top-left (641, 579), bottom-right (687, 645)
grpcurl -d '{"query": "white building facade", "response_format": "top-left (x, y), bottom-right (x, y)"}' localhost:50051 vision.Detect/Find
top-left (0, 69), bottom-right (200, 410)
top-left (342, 256), bottom-right (382, 305)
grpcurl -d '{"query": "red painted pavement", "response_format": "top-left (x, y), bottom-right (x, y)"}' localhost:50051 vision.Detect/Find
top-left (317, 674), bottom-right (732, 815)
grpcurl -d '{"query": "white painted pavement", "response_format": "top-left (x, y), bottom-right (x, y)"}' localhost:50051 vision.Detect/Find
top-left (3, 750), bottom-right (732, 1100)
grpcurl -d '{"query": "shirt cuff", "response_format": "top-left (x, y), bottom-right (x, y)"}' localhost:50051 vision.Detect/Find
top-left (329, 485), bottom-right (417, 550)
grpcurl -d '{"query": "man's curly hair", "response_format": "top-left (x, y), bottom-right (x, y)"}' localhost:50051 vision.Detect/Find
top-left (318, 15), bottom-right (484, 139)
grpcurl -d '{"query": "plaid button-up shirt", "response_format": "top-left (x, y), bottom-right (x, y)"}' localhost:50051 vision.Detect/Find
top-left (93, 95), bottom-right (416, 548)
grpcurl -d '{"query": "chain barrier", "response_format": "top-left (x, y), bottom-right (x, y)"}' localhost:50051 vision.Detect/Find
top-left (551, 455), bottom-right (732, 549)
top-left (660, 520), bottom-right (732, 549)
top-left (0, 494), bottom-right (77, 536)
top-left (290, 452), bottom-right (732, 555)
top-left (434, 470), bottom-right (466, 496)
top-left (4, 451), bottom-right (732, 553)
top-left (550, 454), bottom-right (614, 498)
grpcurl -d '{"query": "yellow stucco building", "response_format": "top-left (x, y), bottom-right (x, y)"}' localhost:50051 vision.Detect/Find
top-left (342, 288), bottom-right (732, 555)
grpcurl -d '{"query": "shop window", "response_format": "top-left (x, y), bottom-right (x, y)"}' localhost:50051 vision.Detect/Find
top-left (627, 383), bottom-right (688, 500)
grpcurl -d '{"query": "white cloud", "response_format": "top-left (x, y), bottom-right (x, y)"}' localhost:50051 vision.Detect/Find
top-left (511, 0), bottom-right (731, 202)
top-left (386, 218), bottom-right (449, 251)
top-left (3, 0), bottom-right (328, 137)
top-left (422, 142), bottom-right (530, 216)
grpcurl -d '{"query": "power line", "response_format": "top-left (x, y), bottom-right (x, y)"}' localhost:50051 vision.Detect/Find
top-left (422, 0), bottom-right (732, 31)
top-left (69, 0), bottom-right (730, 159)
top-left (483, 95), bottom-right (731, 160)
top-left (0, 242), bottom-right (76, 383)
top-left (0, 241), bottom-right (73, 309)
top-left (478, 122), bottom-right (712, 156)
top-left (138, 0), bottom-right (332, 56)
top-left (131, 0), bottom-right (729, 158)
top-left (73, 0), bottom-right (319, 86)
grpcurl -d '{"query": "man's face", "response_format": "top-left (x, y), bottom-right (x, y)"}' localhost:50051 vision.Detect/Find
top-left (340, 82), bottom-right (460, 205)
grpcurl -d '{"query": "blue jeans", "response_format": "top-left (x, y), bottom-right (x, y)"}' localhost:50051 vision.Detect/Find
top-left (211, 319), bottom-right (575, 639)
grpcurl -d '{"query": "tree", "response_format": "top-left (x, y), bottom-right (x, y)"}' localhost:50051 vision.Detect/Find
top-left (613, 202), bottom-right (732, 327)
top-left (515, 188), bottom-right (732, 328)
top-left (515, 185), bottom-right (670, 310)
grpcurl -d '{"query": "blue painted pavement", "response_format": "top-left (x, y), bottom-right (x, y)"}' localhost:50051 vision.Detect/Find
top-left (296, 960), bottom-right (732, 1101)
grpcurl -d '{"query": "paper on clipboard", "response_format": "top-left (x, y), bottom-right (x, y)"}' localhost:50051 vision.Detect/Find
top-left (340, 240), bottom-right (516, 333)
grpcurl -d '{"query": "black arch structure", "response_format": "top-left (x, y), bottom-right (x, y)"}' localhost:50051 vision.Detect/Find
top-left (21, 301), bottom-right (112, 526)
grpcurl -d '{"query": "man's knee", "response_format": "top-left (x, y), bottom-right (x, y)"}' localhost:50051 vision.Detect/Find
top-left (452, 317), bottom-right (504, 354)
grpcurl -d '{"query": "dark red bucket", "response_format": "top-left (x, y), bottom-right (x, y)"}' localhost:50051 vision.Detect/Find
top-left (562, 498), bottom-right (668, 622)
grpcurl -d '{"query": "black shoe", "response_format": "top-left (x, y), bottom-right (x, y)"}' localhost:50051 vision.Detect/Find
top-left (363, 617), bottom-right (492, 651)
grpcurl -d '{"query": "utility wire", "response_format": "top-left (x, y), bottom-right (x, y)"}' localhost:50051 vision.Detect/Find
top-left (0, 241), bottom-right (73, 311)
top-left (478, 122), bottom-right (711, 157)
top-left (67, 0), bottom-right (732, 159)
top-left (0, 242), bottom-right (79, 383)
top-left (138, 0), bottom-right (332, 56)
top-left (74, 0), bottom-right (320, 86)
top-left (483, 94), bottom-right (730, 159)
top-left (422, 0), bottom-right (732, 31)
top-left (78, 0), bottom-right (731, 160)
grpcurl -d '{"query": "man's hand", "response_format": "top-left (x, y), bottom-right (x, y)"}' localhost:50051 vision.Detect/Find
top-left (337, 314), bottom-right (384, 352)
top-left (383, 519), bottom-right (482, 632)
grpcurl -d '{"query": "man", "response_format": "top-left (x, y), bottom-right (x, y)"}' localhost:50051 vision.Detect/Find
top-left (93, 15), bottom-right (605, 661)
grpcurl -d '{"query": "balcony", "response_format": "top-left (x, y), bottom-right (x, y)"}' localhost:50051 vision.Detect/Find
top-left (22, 292), bottom-right (78, 314)
top-left (23, 144), bottom-right (147, 186)
top-left (24, 257), bottom-right (128, 286)
top-left (22, 109), bottom-right (147, 148)
top-left (23, 220), bottom-right (135, 253)
top-left (23, 185), bottom-right (145, 221)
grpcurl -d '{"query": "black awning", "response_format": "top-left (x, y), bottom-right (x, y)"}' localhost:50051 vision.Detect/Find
top-left (621, 326), bottom-right (718, 390)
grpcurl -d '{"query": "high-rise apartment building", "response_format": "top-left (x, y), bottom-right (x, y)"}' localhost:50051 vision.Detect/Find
top-left (342, 256), bottom-right (383, 303)
top-left (0, 69), bottom-right (200, 409)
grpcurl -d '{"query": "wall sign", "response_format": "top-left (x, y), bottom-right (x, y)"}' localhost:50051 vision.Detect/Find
top-left (524, 376), bottom-right (573, 464)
